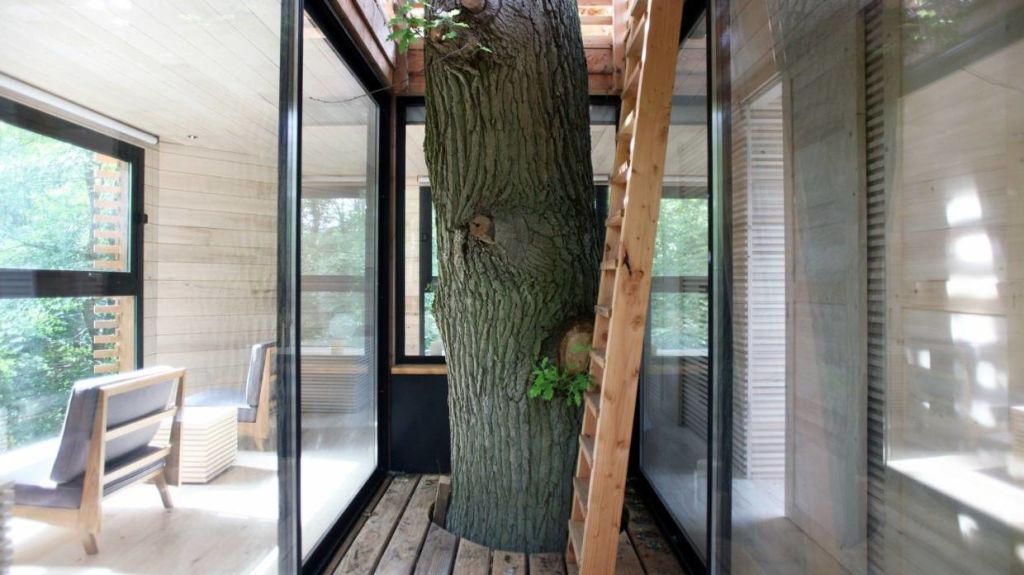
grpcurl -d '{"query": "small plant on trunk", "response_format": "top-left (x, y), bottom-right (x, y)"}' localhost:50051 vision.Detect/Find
top-left (528, 357), bottom-right (592, 407)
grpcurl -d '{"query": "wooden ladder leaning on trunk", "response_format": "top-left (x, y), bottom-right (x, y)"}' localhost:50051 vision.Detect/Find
top-left (566, 0), bottom-right (684, 572)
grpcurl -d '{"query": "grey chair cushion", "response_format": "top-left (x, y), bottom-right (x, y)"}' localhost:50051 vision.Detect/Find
top-left (49, 366), bottom-right (179, 484)
top-left (15, 445), bottom-right (167, 509)
top-left (244, 342), bottom-right (275, 409)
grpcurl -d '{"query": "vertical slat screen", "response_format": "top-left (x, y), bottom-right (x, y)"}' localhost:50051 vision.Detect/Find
top-left (745, 104), bottom-right (786, 479)
top-left (91, 153), bottom-right (132, 374)
top-left (863, 0), bottom-right (887, 571)
top-left (731, 101), bottom-right (750, 478)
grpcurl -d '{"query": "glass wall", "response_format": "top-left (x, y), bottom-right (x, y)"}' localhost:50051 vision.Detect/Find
top-left (708, 0), bottom-right (1024, 574)
top-left (299, 12), bottom-right (380, 559)
top-left (0, 0), bottom-right (287, 569)
top-left (639, 14), bottom-right (712, 560)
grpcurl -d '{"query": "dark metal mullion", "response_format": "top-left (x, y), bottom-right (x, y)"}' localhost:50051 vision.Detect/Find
top-left (418, 185), bottom-right (433, 355)
top-left (276, 0), bottom-right (303, 571)
top-left (708, 0), bottom-right (733, 571)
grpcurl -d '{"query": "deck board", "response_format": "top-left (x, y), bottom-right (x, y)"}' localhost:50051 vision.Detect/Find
top-left (490, 550), bottom-right (526, 575)
top-left (528, 552), bottom-right (567, 574)
top-left (377, 475), bottom-right (438, 574)
top-left (413, 523), bottom-right (460, 574)
top-left (335, 474), bottom-right (418, 574)
top-left (337, 475), bottom-right (682, 574)
top-left (452, 539), bottom-right (491, 574)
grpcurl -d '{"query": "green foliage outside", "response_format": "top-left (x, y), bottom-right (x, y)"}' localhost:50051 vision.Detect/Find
top-left (650, 197), bottom-right (710, 352)
top-left (0, 120), bottom-right (100, 451)
top-left (528, 357), bottom-right (592, 407)
top-left (301, 196), bottom-right (371, 350)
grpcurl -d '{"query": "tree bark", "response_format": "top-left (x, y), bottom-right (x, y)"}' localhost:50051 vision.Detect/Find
top-left (423, 0), bottom-right (599, 552)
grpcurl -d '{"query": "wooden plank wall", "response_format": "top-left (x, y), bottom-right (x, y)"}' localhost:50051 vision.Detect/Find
top-left (781, 7), bottom-right (868, 574)
top-left (729, 1), bottom-right (868, 573)
top-left (882, 8), bottom-right (1024, 573)
top-left (728, 0), bottom-right (780, 484)
top-left (143, 143), bottom-right (278, 397)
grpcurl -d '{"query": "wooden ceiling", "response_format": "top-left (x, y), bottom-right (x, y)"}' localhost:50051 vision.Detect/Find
top-left (0, 1), bottom-right (372, 177)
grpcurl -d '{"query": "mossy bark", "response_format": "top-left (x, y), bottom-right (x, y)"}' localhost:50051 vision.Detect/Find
top-left (423, 0), bottom-right (599, 552)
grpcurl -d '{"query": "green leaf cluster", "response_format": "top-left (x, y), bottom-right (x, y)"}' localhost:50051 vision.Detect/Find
top-left (387, 1), bottom-right (471, 54)
top-left (528, 357), bottom-right (592, 407)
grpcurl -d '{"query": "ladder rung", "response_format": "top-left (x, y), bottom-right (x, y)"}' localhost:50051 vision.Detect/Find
top-left (605, 209), bottom-right (624, 228)
top-left (568, 519), bottom-right (585, 559)
top-left (600, 257), bottom-right (618, 271)
top-left (628, 0), bottom-right (647, 20)
top-left (580, 14), bottom-right (613, 26)
top-left (584, 391), bottom-right (600, 417)
top-left (590, 348), bottom-right (606, 368)
top-left (573, 476), bottom-right (591, 513)
top-left (612, 160), bottom-right (630, 185)
top-left (625, 18), bottom-right (645, 59)
top-left (622, 65), bottom-right (641, 101)
top-left (579, 434), bottom-right (595, 465)
top-left (618, 110), bottom-right (636, 142)
top-left (594, 304), bottom-right (611, 318)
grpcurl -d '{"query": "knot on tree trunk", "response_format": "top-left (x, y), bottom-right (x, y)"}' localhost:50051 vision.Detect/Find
top-left (461, 0), bottom-right (487, 13)
top-left (558, 319), bottom-right (594, 374)
top-left (469, 214), bottom-right (495, 244)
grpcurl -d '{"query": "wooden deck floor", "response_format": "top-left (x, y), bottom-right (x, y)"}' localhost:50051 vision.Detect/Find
top-left (331, 475), bottom-right (683, 574)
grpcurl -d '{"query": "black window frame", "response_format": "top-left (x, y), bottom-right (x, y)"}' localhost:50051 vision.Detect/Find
top-left (0, 96), bottom-right (145, 367)
top-left (394, 96), bottom-right (619, 365)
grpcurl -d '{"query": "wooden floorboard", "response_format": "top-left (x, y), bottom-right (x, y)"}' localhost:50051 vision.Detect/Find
top-left (335, 474), bottom-right (418, 574)
top-left (489, 550), bottom-right (526, 575)
top-left (377, 475), bottom-right (439, 574)
top-left (528, 552), bottom-right (566, 574)
top-left (326, 476), bottom-right (394, 574)
top-left (616, 531), bottom-right (646, 575)
top-left (413, 523), bottom-right (459, 574)
top-left (332, 474), bottom-right (683, 574)
top-left (452, 539), bottom-right (491, 574)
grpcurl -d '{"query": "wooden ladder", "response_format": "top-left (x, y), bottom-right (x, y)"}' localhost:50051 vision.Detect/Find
top-left (566, 0), bottom-right (683, 572)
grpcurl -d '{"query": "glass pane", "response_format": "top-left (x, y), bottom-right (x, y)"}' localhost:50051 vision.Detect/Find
top-left (654, 197), bottom-right (709, 277)
top-left (650, 292), bottom-right (709, 354)
top-left (302, 195), bottom-right (367, 276)
top-left (721, 1), bottom-right (1024, 574)
top-left (0, 120), bottom-right (131, 272)
top-left (0, 1), bottom-right (284, 571)
top-left (639, 14), bottom-right (711, 560)
top-left (0, 296), bottom-right (136, 451)
top-left (884, 2), bottom-right (1024, 573)
top-left (299, 12), bottom-right (378, 560)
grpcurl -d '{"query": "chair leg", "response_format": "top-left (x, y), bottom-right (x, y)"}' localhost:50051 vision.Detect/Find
top-left (80, 530), bottom-right (99, 555)
top-left (154, 474), bottom-right (174, 509)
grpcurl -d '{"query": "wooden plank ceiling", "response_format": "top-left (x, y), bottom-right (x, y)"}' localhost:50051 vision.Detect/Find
top-left (394, 0), bottom-right (626, 95)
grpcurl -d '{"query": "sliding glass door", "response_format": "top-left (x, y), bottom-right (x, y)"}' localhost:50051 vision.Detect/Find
top-left (298, 9), bottom-right (381, 561)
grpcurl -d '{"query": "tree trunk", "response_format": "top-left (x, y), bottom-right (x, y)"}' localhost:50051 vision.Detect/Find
top-left (423, 0), bottom-right (599, 552)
